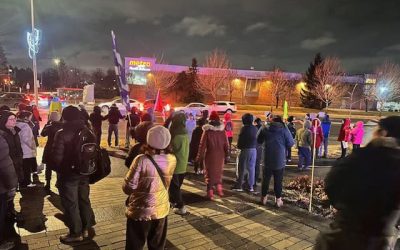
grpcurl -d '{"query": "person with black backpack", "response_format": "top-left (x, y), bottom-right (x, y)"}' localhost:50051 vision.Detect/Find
top-left (52, 106), bottom-right (96, 243)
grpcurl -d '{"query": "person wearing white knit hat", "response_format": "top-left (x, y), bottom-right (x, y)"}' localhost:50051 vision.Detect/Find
top-left (123, 125), bottom-right (177, 250)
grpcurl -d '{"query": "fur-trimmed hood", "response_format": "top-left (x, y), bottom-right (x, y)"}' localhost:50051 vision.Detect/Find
top-left (202, 123), bottom-right (225, 131)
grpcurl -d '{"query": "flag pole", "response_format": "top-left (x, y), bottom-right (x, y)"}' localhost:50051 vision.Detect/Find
top-left (309, 121), bottom-right (317, 212)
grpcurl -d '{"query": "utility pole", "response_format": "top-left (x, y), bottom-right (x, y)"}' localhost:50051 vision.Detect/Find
top-left (27, 0), bottom-right (40, 106)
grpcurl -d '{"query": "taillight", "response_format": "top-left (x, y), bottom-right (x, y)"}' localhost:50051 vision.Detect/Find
top-left (165, 104), bottom-right (171, 112)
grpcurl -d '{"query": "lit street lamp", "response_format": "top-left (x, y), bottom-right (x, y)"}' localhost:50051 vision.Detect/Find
top-left (53, 58), bottom-right (60, 66)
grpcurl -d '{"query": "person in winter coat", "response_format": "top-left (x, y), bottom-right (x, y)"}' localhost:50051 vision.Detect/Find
top-left (337, 118), bottom-right (351, 158)
top-left (125, 107), bottom-right (141, 148)
top-left (105, 104), bottom-right (124, 147)
top-left (321, 114), bottom-right (332, 158)
top-left (185, 112), bottom-right (196, 143)
top-left (169, 112), bottom-right (190, 215)
top-left (0, 120), bottom-right (18, 250)
top-left (224, 112), bottom-right (233, 154)
top-left (189, 118), bottom-right (206, 174)
top-left (196, 111), bottom-right (229, 200)
top-left (311, 118), bottom-right (324, 159)
top-left (41, 111), bottom-right (63, 191)
top-left (16, 111), bottom-right (37, 188)
top-left (254, 118), bottom-right (263, 187)
top-left (0, 111), bottom-right (23, 243)
top-left (123, 125), bottom-right (176, 250)
top-left (350, 121), bottom-right (364, 151)
top-left (52, 106), bottom-right (96, 243)
top-left (232, 113), bottom-right (258, 192)
top-left (125, 113), bottom-right (154, 168)
top-left (286, 116), bottom-right (296, 162)
top-left (296, 120), bottom-right (312, 170)
top-left (89, 106), bottom-right (106, 146)
top-left (315, 116), bottom-right (400, 250)
top-left (257, 116), bottom-right (294, 207)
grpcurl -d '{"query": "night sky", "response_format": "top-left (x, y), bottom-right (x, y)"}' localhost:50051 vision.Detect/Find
top-left (1, 0), bottom-right (400, 74)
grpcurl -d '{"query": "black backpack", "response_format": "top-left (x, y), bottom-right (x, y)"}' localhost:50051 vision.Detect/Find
top-left (73, 128), bottom-right (98, 175)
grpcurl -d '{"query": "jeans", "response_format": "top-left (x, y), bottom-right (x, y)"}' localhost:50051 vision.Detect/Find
top-left (58, 174), bottom-right (96, 236)
top-left (169, 174), bottom-right (185, 209)
top-left (286, 147), bottom-right (292, 160)
top-left (262, 167), bottom-right (284, 198)
top-left (255, 145), bottom-right (263, 184)
top-left (298, 147), bottom-right (311, 169)
top-left (323, 137), bottom-right (329, 157)
top-left (235, 148), bottom-right (257, 189)
top-left (0, 193), bottom-right (7, 242)
top-left (126, 217), bottom-right (167, 250)
top-left (108, 124), bottom-right (119, 146)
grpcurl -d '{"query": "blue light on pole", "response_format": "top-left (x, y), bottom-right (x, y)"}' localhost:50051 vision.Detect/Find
top-left (380, 86), bottom-right (387, 93)
top-left (27, 28), bottom-right (41, 59)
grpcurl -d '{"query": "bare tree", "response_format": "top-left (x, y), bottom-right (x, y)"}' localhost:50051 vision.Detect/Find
top-left (266, 67), bottom-right (290, 109)
top-left (372, 62), bottom-right (400, 113)
top-left (197, 49), bottom-right (235, 101)
top-left (314, 57), bottom-right (347, 109)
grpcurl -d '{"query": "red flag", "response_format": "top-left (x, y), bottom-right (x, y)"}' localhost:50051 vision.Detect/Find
top-left (154, 89), bottom-right (164, 112)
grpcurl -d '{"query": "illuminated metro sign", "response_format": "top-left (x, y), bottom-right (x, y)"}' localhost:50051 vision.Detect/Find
top-left (129, 60), bottom-right (152, 67)
top-left (365, 78), bottom-right (376, 84)
top-left (125, 57), bottom-right (155, 72)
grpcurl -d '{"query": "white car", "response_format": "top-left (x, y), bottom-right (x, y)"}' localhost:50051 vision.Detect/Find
top-left (98, 98), bottom-right (143, 116)
top-left (210, 101), bottom-right (237, 113)
top-left (174, 102), bottom-right (209, 116)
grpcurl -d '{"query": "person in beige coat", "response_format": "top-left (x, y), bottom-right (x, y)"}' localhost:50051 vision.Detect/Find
top-left (123, 125), bottom-right (177, 250)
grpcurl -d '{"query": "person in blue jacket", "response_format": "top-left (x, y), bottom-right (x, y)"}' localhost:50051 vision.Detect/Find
top-left (257, 115), bottom-right (294, 207)
top-left (321, 114), bottom-right (332, 158)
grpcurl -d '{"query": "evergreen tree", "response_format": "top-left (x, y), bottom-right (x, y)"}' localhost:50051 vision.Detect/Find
top-left (0, 44), bottom-right (7, 73)
top-left (185, 58), bottom-right (204, 103)
top-left (300, 53), bottom-right (323, 108)
top-left (170, 71), bottom-right (188, 103)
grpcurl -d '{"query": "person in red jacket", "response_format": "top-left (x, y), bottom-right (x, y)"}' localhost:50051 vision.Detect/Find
top-left (311, 118), bottom-right (324, 159)
top-left (337, 118), bottom-right (351, 159)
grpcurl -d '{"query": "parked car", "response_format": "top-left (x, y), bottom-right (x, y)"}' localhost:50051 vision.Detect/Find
top-left (143, 99), bottom-right (171, 112)
top-left (174, 102), bottom-right (209, 116)
top-left (0, 92), bottom-right (31, 109)
top-left (98, 98), bottom-right (143, 116)
top-left (210, 101), bottom-right (237, 113)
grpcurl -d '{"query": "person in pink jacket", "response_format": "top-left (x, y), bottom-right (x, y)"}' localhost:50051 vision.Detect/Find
top-left (350, 121), bottom-right (364, 151)
top-left (223, 112), bottom-right (233, 153)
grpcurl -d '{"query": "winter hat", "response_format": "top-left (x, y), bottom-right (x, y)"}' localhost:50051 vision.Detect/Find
top-left (147, 125), bottom-right (171, 150)
top-left (61, 105), bottom-right (81, 122)
top-left (17, 111), bottom-right (32, 120)
top-left (0, 105), bottom-right (10, 112)
top-left (49, 111), bottom-right (61, 122)
top-left (303, 120), bottom-right (311, 129)
top-left (209, 111), bottom-right (220, 121)
top-left (0, 111), bottom-right (16, 130)
top-left (142, 113), bottom-right (152, 122)
top-left (379, 116), bottom-right (400, 140)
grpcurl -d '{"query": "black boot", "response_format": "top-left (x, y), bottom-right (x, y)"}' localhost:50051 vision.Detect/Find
top-left (45, 182), bottom-right (51, 192)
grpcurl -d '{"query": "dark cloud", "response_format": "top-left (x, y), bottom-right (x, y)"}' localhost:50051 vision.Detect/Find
top-left (1, 0), bottom-right (400, 74)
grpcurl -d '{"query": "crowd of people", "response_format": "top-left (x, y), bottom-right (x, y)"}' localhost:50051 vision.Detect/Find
top-left (0, 101), bottom-right (399, 250)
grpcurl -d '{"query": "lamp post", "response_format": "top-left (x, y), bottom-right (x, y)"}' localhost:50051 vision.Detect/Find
top-left (27, 0), bottom-right (40, 106)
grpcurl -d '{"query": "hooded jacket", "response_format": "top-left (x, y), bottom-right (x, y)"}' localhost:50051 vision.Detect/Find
top-left (106, 106), bottom-right (123, 124)
top-left (350, 121), bottom-right (364, 145)
top-left (338, 118), bottom-right (351, 142)
top-left (311, 119), bottom-right (324, 149)
top-left (123, 153), bottom-right (177, 220)
top-left (321, 137), bottom-right (400, 249)
top-left (170, 113), bottom-right (189, 174)
top-left (237, 113), bottom-right (257, 149)
top-left (16, 119), bottom-right (37, 159)
top-left (321, 116), bottom-right (332, 138)
top-left (296, 120), bottom-right (312, 148)
top-left (0, 132), bottom-right (18, 194)
top-left (0, 112), bottom-right (23, 182)
top-left (197, 122), bottom-right (228, 185)
top-left (257, 121), bottom-right (294, 170)
top-left (52, 120), bottom-right (87, 175)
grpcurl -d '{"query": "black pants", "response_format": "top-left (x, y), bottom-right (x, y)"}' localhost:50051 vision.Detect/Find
top-left (261, 167), bottom-right (284, 198)
top-left (58, 174), bottom-right (96, 236)
top-left (340, 141), bottom-right (347, 158)
top-left (93, 127), bottom-right (102, 146)
top-left (286, 147), bottom-right (292, 160)
top-left (0, 193), bottom-right (7, 243)
top-left (255, 145), bottom-right (263, 184)
top-left (353, 144), bottom-right (360, 151)
top-left (125, 217), bottom-right (167, 250)
top-left (45, 165), bottom-right (52, 183)
top-left (22, 157), bottom-right (37, 186)
top-left (169, 174), bottom-right (185, 209)
top-left (228, 137), bottom-right (233, 152)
